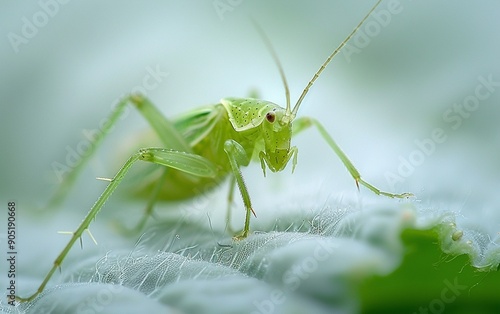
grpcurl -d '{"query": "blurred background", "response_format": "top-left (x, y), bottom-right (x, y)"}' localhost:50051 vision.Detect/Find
top-left (1, 0), bottom-right (499, 311)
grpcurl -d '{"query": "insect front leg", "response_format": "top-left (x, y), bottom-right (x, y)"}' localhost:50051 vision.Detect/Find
top-left (223, 139), bottom-right (256, 239)
top-left (16, 147), bottom-right (216, 303)
top-left (293, 117), bottom-right (413, 199)
top-left (225, 175), bottom-right (237, 233)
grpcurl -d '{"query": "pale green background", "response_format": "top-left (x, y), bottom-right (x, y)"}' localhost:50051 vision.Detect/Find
top-left (1, 0), bottom-right (499, 312)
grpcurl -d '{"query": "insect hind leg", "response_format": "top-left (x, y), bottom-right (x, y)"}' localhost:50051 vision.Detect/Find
top-left (116, 167), bottom-right (169, 235)
top-left (16, 147), bottom-right (217, 303)
top-left (46, 94), bottom-right (193, 211)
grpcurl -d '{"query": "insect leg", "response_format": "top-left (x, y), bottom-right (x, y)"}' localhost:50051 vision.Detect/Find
top-left (127, 95), bottom-right (197, 230)
top-left (118, 168), bottom-right (169, 235)
top-left (46, 94), bottom-right (192, 210)
top-left (223, 139), bottom-right (255, 239)
top-left (225, 175), bottom-right (237, 233)
top-left (293, 117), bottom-right (413, 198)
top-left (16, 147), bottom-right (216, 303)
top-left (129, 94), bottom-right (193, 152)
top-left (45, 96), bottom-right (130, 209)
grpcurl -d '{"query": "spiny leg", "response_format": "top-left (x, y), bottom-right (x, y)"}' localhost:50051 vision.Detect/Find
top-left (16, 147), bottom-right (216, 303)
top-left (225, 175), bottom-right (237, 234)
top-left (46, 93), bottom-right (192, 210)
top-left (224, 139), bottom-right (256, 239)
top-left (229, 85), bottom-right (265, 236)
top-left (224, 87), bottom-right (262, 234)
top-left (293, 116), bottom-right (413, 198)
top-left (48, 94), bottom-right (190, 235)
top-left (46, 96), bottom-right (130, 209)
top-left (128, 95), bottom-right (197, 229)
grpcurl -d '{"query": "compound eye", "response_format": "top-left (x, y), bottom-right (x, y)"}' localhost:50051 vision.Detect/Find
top-left (265, 112), bottom-right (276, 123)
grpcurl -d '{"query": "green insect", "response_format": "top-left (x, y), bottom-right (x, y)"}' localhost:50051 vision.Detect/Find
top-left (17, 0), bottom-right (411, 302)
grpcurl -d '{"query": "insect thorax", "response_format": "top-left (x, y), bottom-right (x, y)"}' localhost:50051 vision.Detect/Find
top-left (221, 97), bottom-right (293, 172)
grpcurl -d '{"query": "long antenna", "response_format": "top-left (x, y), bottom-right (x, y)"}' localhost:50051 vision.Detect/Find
top-left (251, 18), bottom-right (291, 115)
top-left (292, 0), bottom-right (382, 116)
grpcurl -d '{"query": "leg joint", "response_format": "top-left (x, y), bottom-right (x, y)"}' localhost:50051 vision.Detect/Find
top-left (130, 93), bottom-right (146, 107)
top-left (137, 148), bottom-right (153, 161)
